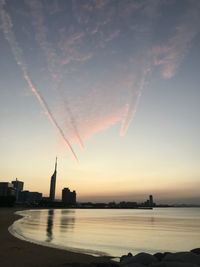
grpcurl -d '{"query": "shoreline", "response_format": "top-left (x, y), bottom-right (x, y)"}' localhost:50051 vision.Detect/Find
top-left (1, 208), bottom-right (200, 267)
top-left (0, 208), bottom-right (115, 267)
top-left (8, 210), bottom-right (110, 258)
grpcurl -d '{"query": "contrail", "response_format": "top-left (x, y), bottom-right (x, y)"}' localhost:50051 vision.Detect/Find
top-left (24, 75), bottom-right (79, 162)
top-left (120, 68), bottom-right (149, 136)
top-left (58, 85), bottom-right (84, 149)
top-left (25, 0), bottom-right (84, 148)
top-left (0, 0), bottom-right (78, 161)
top-left (63, 100), bottom-right (84, 149)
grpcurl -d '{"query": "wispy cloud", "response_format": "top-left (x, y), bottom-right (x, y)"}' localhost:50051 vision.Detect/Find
top-left (153, 2), bottom-right (200, 79)
top-left (0, 0), bottom-right (78, 161)
top-left (25, 0), bottom-right (85, 147)
top-left (80, 107), bottom-right (125, 141)
top-left (1, 0), bottom-right (199, 153)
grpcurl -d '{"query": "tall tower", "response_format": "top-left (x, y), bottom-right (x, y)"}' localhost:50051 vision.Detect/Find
top-left (49, 157), bottom-right (57, 202)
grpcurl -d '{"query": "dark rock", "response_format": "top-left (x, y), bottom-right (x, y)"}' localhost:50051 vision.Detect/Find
top-left (121, 263), bottom-right (145, 267)
top-left (151, 262), bottom-right (200, 267)
top-left (120, 256), bottom-right (135, 266)
top-left (153, 253), bottom-right (165, 262)
top-left (134, 252), bottom-right (158, 266)
top-left (160, 262), bottom-right (199, 267)
top-left (191, 248), bottom-right (200, 255)
top-left (162, 253), bottom-right (172, 258)
top-left (150, 263), bottom-right (166, 267)
top-left (120, 253), bottom-right (133, 263)
top-left (163, 252), bottom-right (200, 265)
top-left (120, 250), bottom-right (200, 267)
top-left (130, 264), bottom-right (146, 267)
top-left (95, 262), bottom-right (119, 267)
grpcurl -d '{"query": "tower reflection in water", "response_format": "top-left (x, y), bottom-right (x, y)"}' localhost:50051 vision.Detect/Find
top-left (46, 209), bottom-right (76, 242)
top-left (60, 209), bottom-right (75, 233)
top-left (46, 209), bottom-right (54, 242)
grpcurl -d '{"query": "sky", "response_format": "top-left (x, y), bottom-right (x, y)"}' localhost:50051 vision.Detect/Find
top-left (0, 0), bottom-right (200, 204)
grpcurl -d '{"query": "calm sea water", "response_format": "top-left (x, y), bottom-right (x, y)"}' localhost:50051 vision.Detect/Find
top-left (10, 208), bottom-right (200, 257)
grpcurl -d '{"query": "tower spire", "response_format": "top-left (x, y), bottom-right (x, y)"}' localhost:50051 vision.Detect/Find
top-left (55, 157), bottom-right (57, 172)
top-left (49, 157), bottom-right (57, 202)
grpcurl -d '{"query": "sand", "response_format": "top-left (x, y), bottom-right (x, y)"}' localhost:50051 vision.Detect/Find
top-left (0, 208), bottom-right (114, 267)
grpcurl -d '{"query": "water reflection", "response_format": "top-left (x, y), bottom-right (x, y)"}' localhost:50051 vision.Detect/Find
top-left (60, 209), bottom-right (75, 233)
top-left (14, 208), bottom-right (200, 257)
top-left (150, 217), bottom-right (155, 225)
top-left (46, 209), bottom-right (54, 242)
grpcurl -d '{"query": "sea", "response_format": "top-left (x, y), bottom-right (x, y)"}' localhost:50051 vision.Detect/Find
top-left (9, 208), bottom-right (200, 257)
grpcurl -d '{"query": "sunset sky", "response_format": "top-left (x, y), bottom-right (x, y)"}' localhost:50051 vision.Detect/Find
top-left (0, 0), bottom-right (200, 204)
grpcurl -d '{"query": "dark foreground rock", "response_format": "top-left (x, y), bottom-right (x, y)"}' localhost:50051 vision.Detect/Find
top-left (120, 249), bottom-right (200, 267)
top-left (191, 249), bottom-right (200, 255)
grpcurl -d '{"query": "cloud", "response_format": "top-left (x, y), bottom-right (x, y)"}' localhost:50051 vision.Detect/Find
top-left (153, 2), bottom-right (200, 79)
top-left (80, 107), bottom-right (126, 141)
top-left (2, 0), bottom-right (200, 155)
top-left (0, 0), bottom-right (78, 161)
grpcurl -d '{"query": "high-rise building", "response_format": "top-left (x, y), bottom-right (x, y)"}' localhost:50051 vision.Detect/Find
top-left (12, 178), bottom-right (24, 201)
top-left (149, 195), bottom-right (154, 206)
top-left (144, 195), bottom-right (155, 207)
top-left (62, 187), bottom-right (76, 206)
top-left (49, 157), bottom-right (57, 202)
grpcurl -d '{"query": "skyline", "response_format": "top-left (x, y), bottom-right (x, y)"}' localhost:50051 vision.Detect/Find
top-left (0, 0), bottom-right (200, 204)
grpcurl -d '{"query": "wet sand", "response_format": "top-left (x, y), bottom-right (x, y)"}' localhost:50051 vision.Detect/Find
top-left (0, 208), bottom-right (113, 267)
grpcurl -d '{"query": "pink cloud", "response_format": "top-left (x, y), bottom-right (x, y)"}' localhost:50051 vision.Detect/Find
top-left (80, 106), bottom-right (126, 142)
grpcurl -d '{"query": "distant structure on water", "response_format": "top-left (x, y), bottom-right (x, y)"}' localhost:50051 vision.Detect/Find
top-left (144, 195), bottom-right (155, 207)
top-left (149, 195), bottom-right (154, 206)
top-left (49, 157), bottom-right (57, 202)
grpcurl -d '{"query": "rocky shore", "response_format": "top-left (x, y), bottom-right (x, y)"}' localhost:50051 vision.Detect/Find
top-left (63, 249), bottom-right (200, 267)
top-left (119, 248), bottom-right (200, 267)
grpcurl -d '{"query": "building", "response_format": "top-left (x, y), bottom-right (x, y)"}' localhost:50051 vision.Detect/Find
top-left (49, 157), bottom-right (57, 202)
top-left (12, 178), bottom-right (24, 201)
top-left (18, 190), bottom-right (42, 204)
top-left (144, 195), bottom-right (155, 207)
top-left (0, 182), bottom-right (16, 207)
top-left (149, 195), bottom-right (154, 207)
top-left (62, 187), bottom-right (76, 206)
top-left (0, 182), bottom-right (15, 196)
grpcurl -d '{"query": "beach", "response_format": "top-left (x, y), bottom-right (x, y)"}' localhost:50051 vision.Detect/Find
top-left (0, 208), bottom-right (113, 267)
top-left (1, 208), bottom-right (200, 267)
